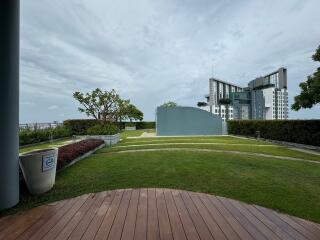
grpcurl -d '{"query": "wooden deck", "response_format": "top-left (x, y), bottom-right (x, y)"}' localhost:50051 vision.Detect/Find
top-left (1, 189), bottom-right (320, 240)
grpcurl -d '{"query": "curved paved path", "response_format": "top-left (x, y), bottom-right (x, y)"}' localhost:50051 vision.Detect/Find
top-left (1, 188), bottom-right (320, 240)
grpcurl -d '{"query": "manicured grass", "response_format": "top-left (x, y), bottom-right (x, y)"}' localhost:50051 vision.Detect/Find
top-left (5, 150), bottom-right (320, 223)
top-left (103, 144), bottom-right (320, 161)
top-left (19, 137), bottom-right (78, 154)
top-left (120, 137), bottom-right (271, 145)
top-left (120, 129), bottom-right (155, 139)
top-left (4, 135), bottom-right (320, 224)
top-left (100, 136), bottom-right (320, 161)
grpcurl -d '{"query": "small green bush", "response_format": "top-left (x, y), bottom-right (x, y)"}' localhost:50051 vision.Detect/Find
top-left (86, 124), bottom-right (119, 135)
top-left (228, 120), bottom-right (320, 146)
top-left (64, 119), bottom-right (100, 135)
top-left (19, 126), bottom-right (71, 146)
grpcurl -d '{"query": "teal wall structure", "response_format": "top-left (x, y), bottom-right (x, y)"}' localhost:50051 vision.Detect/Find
top-left (156, 106), bottom-right (223, 136)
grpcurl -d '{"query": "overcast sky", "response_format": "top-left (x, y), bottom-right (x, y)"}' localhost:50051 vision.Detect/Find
top-left (20, 0), bottom-right (320, 123)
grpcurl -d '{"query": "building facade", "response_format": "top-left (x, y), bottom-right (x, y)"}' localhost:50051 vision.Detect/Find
top-left (247, 67), bottom-right (288, 120)
top-left (199, 78), bottom-right (242, 121)
top-left (199, 67), bottom-right (288, 120)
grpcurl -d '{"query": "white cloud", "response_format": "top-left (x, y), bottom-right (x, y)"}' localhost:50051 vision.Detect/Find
top-left (48, 105), bottom-right (59, 110)
top-left (20, 0), bottom-right (320, 122)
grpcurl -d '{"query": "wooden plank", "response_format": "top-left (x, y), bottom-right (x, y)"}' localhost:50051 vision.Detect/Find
top-left (27, 195), bottom-right (83, 240)
top-left (188, 192), bottom-right (227, 240)
top-left (41, 194), bottom-right (91, 240)
top-left (0, 215), bottom-right (14, 232)
top-left (134, 188), bottom-right (148, 240)
top-left (121, 189), bottom-right (140, 240)
top-left (228, 198), bottom-right (281, 240)
top-left (163, 189), bottom-right (187, 240)
top-left (217, 196), bottom-right (268, 240)
top-left (147, 188), bottom-right (160, 240)
top-left (275, 211), bottom-right (319, 240)
top-left (241, 202), bottom-right (294, 240)
top-left (156, 188), bottom-right (173, 240)
top-left (0, 205), bottom-right (47, 240)
top-left (16, 200), bottom-right (68, 240)
top-left (0, 200), bottom-right (63, 234)
top-left (94, 190), bottom-right (124, 240)
top-left (290, 216), bottom-right (320, 238)
top-left (255, 205), bottom-right (309, 240)
top-left (198, 193), bottom-right (241, 240)
top-left (208, 195), bottom-right (255, 240)
top-left (171, 190), bottom-right (200, 240)
top-left (81, 190), bottom-right (116, 240)
top-left (0, 215), bottom-right (11, 226)
top-left (108, 189), bottom-right (132, 240)
top-left (2, 188), bottom-right (320, 240)
top-left (55, 193), bottom-right (99, 240)
top-left (180, 190), bottom-right (213, 240)
top-left (68, 191), bottom-right (108, 240)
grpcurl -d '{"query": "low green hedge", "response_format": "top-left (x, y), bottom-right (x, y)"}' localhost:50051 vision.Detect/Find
top-left (125, 122), bottom-right (136, 127)
top-left (87, 124), bottom-right (119, 135)
top-left (19, 126), bottom-right (71, 146)
top-left (228, 120), bottom-right (320, 146)
top-left (64, 119), bottom-right (100, 135)
top-left (64, 119), bottom-right (155, 134)
top-left (135, 121), bottom-right (155, 129)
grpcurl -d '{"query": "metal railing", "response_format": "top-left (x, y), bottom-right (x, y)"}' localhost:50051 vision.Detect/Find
top-left (19, 122), bottom-right (63, 132)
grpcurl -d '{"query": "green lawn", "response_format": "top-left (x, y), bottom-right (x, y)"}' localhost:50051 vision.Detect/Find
top-left (101, 143), bottom-right (320, 161)
top-left (3, 134), bottom-right (320, 224)
top-left (19, 137), bottom-right (78, 154)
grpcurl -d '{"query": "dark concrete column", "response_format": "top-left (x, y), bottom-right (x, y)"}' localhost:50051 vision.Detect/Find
top-left (0, 0), bottom-right (20, 210)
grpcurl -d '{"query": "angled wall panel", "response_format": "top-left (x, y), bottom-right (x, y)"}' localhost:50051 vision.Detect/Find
top-left (156, 107), bottom-right (223, 136)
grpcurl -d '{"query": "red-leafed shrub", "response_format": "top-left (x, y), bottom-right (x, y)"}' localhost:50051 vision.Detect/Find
top-left (57, 139), bottom-right (104, 170)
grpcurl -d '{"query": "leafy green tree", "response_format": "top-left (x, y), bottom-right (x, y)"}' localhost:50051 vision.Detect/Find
top-left (73, 88), bottom-right (143, 123)
top-left (126, 104), bottom-right (144, 121)
top-left (292, 45), bottom-right (320, 110)
top-left (197, 102), bottom-right (208, 107)
top-left (116, 100), bottom-right (143, 122)
top-left (160, 101), bottom-right (178, 108)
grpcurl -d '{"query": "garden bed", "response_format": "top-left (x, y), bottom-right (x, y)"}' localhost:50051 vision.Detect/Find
top-left (57, 139), bottom-right (104, 171)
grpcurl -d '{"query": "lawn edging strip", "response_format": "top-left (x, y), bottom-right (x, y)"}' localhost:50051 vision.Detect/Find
top-left (111, 148), bottom-right (320, 165)
top-left (113, 142), bottom-right (277, 148)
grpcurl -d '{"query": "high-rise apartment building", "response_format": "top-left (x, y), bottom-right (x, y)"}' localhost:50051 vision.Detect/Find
top-left (200, 78), bottom-right (242, 121)
top-left (199, 68), bottom-right (288, 120)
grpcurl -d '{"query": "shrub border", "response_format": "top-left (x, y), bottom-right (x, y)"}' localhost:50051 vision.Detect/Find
top-left (57, 143), bottom-right (105, 173)
top-left (228, 120), bottom-right (320, 147)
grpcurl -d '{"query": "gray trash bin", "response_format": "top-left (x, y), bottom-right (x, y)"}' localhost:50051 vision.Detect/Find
top-left (19, 148), bottom-right (58, 195)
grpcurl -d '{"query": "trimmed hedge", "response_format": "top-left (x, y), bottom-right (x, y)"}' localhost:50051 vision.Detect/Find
top-left (19, 126), bottom-right (71, 146)
top-left (135, 121), bottom-right (155, 129)
top-left (87, 124), bottom-right (119, 135)
top-left (64, 119), bottom-right (100, 135)
top-left (64, 119), bottom-right (155, 134)
top-left (228, 120), bottom-right (320, 146)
